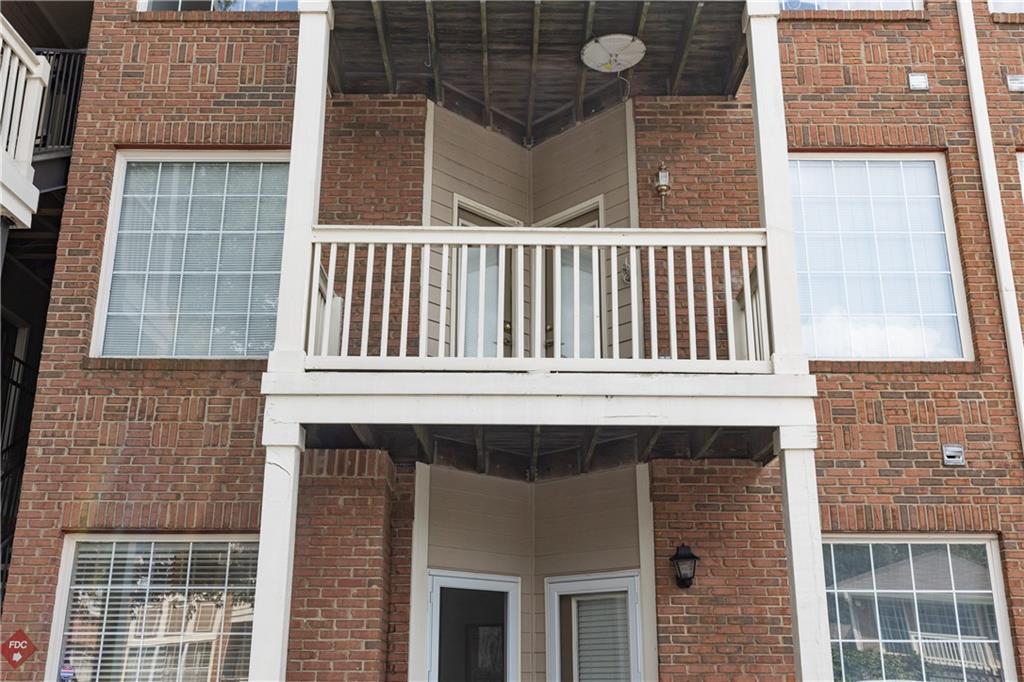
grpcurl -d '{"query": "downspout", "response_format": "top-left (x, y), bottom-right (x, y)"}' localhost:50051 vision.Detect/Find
top-left (956, 0), bottom-right (1024, 450)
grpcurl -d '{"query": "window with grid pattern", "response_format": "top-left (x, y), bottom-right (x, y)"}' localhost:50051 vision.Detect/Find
top-left (782, 0), bottom-right (921, 9)
top-left (143, 0), bottom-right (297, 10)
top-left (56, 539), bottom-right (257, 682)
top-left (989, 0), bottom-right (1024, 12)
top-left (790, 157), bottom-right (968, 359)
top-left (823, 540), bottom-right (1008, 682)
top-left (101, 161), bottom-right (286, 358)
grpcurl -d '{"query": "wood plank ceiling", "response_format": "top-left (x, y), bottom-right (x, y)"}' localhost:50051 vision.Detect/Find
top-left (306, 423), bottom-right (777, 480)
top-left (330, 1), bottom-right (748, 146)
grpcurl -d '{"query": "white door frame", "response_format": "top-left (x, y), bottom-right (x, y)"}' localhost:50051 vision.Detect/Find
top-left (427, 569), bottom-right (522, 682)
top-left (544, 570), bottom-right (643, 682)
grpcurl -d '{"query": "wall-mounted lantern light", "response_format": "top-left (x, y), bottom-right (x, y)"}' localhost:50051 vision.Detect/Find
top-left (669, 544), bottom-right (700, 588)
top-left (655, 162), bottom-right (671, 209)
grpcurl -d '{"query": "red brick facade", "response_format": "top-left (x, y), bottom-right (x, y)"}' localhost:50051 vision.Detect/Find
top-left (2, 1), bottom-right (1023, 680)
top-left (636, 3), bottom-right (1024, 677)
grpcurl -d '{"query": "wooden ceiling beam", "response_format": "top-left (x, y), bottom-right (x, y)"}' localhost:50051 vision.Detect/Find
top-left (638, 426), bottom-right (663, 463)
top-left (622, 0), bottom-right (651, 100)
top-left (413, 425), bottom-right (434, 464)
top-left (581, 426), bottom-right (601, 473)
top-left (574, 0), bottom-right (597, 124)
top-left (475, 425), bottom-right (488, 474)
top-left (723, 28), bottom-right (749, 94)
top-left (530, 425), bottom-right (541, 481)
top-left (425, 0), bottom-right (443, 103)
top-left (327, 36), bottom-right (345, 95)
top-left (479, 0), bottom-right (493, 129)
top-left (351, 424), bottom-right (380, 450)
top-left (691, 426), bottom-right (723, 460)
top-left (668, 1), bottom-right (704, 96)
top-left (524, 0), bottom-right (541, 145)
top-left (370, 0), bottom-right (395, 93)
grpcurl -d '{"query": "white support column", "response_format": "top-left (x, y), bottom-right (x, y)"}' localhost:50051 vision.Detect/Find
top-left (745, 0), bottom-right (808, 376)
top-left (777, 426), bottom-right (831, 681)
top-left (248, 420), bottom-right (305, 681)
top-left (268, 0), bottom-right (333, 373)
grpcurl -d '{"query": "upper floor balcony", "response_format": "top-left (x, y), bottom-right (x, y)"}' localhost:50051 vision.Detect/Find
top-left (1, 15), bottom-right (85, 229)
top-left (261, 1), bottom-right (819, 458)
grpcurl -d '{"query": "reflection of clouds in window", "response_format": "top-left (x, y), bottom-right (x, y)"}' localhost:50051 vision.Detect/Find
top-left (791, 158), bottom-right (965, 359)
top-left (59, 540), bottom-right (257, 682)
top-left (824, 541), bottom-right (1006, 682)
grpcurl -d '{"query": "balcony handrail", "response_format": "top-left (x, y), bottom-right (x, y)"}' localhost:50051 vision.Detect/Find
top-left (1, 16), bottom-right (50, 165)
top-left (34, 48), bottom-right (86, 153)
top-left (313, 224), bottom-right (769, 247)
top-left (304, 225), bottom-right (774, 373)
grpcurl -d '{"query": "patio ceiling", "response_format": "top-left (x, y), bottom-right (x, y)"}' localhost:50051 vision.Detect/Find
top-left (330, 1), bottom-right (748, 145)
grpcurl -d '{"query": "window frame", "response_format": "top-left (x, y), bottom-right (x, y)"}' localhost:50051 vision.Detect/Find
top-left (790, 151), bottom-right (974, 361)
top-left (44, 532), bottom-right (259, 681)
top-left (822, 534), bottom-right (1019, 682)
top-left (426, 569), bottom-right (521, 682)
top-left (544, 570), bottom-right (644, 682)
top-left (989, 0), bottom-right (1024, 13)
top-left (91, 149), bottom-right (290, 359)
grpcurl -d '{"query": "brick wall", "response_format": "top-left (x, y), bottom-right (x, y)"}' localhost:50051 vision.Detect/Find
top-left (289, 449), bottom-right (397, 682)
top-left (640, 2), bottom-right (1024, 677)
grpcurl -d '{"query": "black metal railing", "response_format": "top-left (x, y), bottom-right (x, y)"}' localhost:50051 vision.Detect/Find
top-left (1, 353), bottom-right (37, 608)
top-left (34, 48), bottom-right (85, 154)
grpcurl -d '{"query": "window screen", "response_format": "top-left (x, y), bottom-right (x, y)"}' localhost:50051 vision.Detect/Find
top-left (823, 540), bottom-right (1007, 682)
top-left (57, 540), bottom-right (257, 682)
top-left (791, 158), bottom-right (966, 359)
top-left (102, 161), bottom-right (286, 357)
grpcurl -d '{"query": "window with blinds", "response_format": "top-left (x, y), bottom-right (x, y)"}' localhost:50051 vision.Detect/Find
top-left (101, 160), bottom-right (286, 357)
top-left (558, 591), bottom-right (632, 682)
top-left (56, 539), bottom-right (257, 682)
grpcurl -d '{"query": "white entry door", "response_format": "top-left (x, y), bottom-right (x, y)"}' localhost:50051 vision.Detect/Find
top-left (427, 570), bottom-right (521, 682)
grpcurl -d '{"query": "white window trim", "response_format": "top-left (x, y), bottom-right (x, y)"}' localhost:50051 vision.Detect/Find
top-left (44, 532), bottom-right (258, 681)
top-left (451, 193), bottom-right (523, 228)
top-left (823, 533), bottom-right (1019, 682)
top-left (536, 195), bottom-right (606, 228)
top-left (791, 151), bottom-right (974, 362)
top-left (988, 0), bottom-right (1024, 13)
top-left (544, 570), bottom-right (643, 682)
top-left (427, 569), bottom-right (521, 682)
top-left (90, 149), bottom-right (290, 359)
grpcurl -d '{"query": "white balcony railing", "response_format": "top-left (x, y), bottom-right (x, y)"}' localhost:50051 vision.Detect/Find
top-left (1, 16), bottom-right (50, 228)
top-left (304, 226), bottom-right (774, 373)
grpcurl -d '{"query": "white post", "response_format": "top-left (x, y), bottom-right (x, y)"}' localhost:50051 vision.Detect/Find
top-left (249, 419), bottom-right (305, 681)
top-left (268, 0), bottom-right (333, 373)
top-left (745, 0), bottom-right (808, 376)
top-left (777, 428), bottom-right (831, 681)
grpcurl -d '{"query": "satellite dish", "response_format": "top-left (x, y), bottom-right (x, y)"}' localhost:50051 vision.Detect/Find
top-left (580, 34), bottom-right (646, 74)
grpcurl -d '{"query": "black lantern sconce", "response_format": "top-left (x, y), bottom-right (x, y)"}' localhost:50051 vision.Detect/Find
top-left (669, 544), bottom-right (700, 589)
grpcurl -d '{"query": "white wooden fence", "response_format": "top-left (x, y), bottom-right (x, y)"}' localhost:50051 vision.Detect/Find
top-left (305, 226), bottom-right (773, 373)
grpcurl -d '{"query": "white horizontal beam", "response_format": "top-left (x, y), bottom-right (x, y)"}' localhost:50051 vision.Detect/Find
top-left (311, 225), bottom-right (768, 248)
top-left (304, 356), bottom-right (772, 374)
top-left (263, 392), bottom-right (817, 429)
top-left (263, 370), bottom-right (816, 399)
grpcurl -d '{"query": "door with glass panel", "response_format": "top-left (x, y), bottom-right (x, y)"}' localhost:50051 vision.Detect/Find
top-left (545, 573), bottom-right (642, 682)
top-left (540, 207), bottom-right (603, 359)
top-left (456, 204), bottom-right (518, 358)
